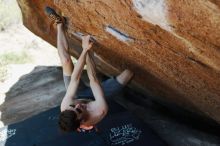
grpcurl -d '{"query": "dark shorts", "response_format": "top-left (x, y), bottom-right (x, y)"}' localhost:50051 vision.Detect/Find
top-left (63, 76), bottom-right (124, 101)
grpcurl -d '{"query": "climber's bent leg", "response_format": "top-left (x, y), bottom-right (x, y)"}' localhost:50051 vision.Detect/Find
top-left (116, 69), bottom-right (134, 86)
top-left (57, 23), bottom-right (74, 77)
top-left (100, 69), bottom-right (134, 99)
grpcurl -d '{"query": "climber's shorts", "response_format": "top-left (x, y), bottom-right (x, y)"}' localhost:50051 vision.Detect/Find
top-left (63, 75), bottom-right (124, 101)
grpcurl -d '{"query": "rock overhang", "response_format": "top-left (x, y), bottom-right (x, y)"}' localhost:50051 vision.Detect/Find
top-left (17, 0), bottom-right (220, 124)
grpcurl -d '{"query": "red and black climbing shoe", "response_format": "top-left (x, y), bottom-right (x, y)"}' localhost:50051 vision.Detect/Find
top-left (45, 6), bottom-right (62, 24)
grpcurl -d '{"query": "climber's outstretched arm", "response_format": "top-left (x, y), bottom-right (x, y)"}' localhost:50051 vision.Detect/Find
top-left (61, 35), bottom-right (93, 111)
top-left (86, 51), bottom-right (108, 113)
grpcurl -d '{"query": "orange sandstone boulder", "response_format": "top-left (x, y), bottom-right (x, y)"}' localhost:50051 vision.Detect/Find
top-left (17, 0), bottom-right (220, 123)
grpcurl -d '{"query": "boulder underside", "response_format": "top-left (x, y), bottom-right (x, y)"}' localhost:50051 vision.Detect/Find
top-left (17, 0), bottom-right (220, 124)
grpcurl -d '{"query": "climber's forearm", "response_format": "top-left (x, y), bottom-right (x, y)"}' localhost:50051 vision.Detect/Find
top-left (71, 50), bottom-right (88, 81)
top-left (86, 51), bottom-right (98, 81)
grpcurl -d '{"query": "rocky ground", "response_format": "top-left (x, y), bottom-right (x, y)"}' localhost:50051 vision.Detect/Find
top-left (0, 23), bottom-right (60, 126)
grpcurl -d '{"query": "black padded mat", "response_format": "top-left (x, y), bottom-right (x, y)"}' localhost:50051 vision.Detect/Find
top-left (0, 101), bottom-right (167, 146)
top-left (98, 112), bottom-right (167, 146)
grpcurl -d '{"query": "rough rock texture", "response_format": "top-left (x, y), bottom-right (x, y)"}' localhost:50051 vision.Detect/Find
top-left (0, 66), bottom-right (65, 125)
top-left (17, 0), bottom-right (220, 123)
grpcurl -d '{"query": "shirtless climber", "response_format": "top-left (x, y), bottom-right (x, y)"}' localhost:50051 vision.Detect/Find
top-left (45, 7), bottom-right (134, 132)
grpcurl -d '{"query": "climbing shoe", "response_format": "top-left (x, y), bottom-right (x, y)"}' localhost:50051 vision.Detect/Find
top-left (45, 6), bottom-right (62, 24)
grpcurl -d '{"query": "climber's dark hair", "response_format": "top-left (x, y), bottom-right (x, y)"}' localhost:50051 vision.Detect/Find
top-left (58, 110), bottom-right (80, 132)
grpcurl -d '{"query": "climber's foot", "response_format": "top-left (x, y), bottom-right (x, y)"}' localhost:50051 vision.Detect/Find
top-left (45, 6), bottom-right (62, 24)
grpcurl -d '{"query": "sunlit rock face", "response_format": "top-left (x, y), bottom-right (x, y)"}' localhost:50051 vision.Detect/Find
top-left (17, 0), bottom-right (220, 123)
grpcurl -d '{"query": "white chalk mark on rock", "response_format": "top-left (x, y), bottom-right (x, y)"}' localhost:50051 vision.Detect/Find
top-left (132, 0), bottom-right (172, 32)
top-left (105, 26), bottom-right (133, 42)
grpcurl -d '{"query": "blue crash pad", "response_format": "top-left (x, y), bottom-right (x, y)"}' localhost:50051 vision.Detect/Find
top-left (0, 101), bottom-right (167, 146)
